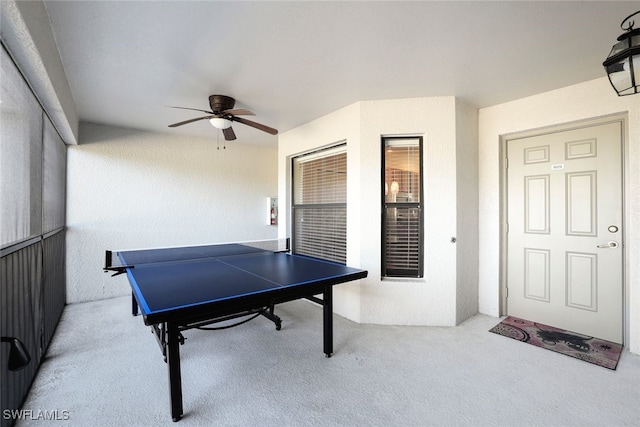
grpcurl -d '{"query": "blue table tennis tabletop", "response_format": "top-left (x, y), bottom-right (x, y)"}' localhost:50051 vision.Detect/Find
top-left (115, 243), bottom-right (366, 325)
top-left (105, 241), bottom-right (367, 422)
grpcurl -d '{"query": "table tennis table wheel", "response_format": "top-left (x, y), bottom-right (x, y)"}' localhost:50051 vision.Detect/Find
top-left (275, 320), bottom-right (282, 331)
top-left (172, 417), bottom-right (181, 422)
top-left (325, 353), bottom-right (332, 358)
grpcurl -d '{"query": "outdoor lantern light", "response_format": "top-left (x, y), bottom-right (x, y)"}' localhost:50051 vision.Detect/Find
top-left (603, 10), bottom-right (640, 96)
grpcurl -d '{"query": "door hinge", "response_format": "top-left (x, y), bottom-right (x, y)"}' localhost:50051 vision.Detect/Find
top-left (505, 222), bottom-right (509, 233)
top-left (505, 158), bottom-right (508, 169)
top-left (505, 287), bottom-right (508, 298)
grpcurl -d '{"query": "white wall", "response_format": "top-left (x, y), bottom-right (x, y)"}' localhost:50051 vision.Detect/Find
top-left (66, 122), bottom-right (278, 303)
top-left (455, 98), bottom-right (480, 324)
top-left (279, 97), bottom-right (479, 326)
top-left (478, 77), bottom-right (640, 354)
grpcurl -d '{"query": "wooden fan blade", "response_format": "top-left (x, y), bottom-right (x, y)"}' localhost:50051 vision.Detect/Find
top-left (222, 108), bottom-right (255, 116)
top-left (168, 115), bottom-right (214, 127)
top-left (167, 106), bottom-right (215, 114)
top-left (222, 127), bottom-right (236, 141)
top-left (232, 116), bottom-right (278, 135)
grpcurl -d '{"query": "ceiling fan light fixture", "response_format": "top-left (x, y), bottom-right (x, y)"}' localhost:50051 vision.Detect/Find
top-left (603, 10), bottom-right (640, 96)
top-left (209, 117), bottom-right (232, 129)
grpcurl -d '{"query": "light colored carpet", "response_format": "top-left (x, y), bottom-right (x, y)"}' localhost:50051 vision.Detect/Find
top-left (17, 295), bottom-right (640, 426)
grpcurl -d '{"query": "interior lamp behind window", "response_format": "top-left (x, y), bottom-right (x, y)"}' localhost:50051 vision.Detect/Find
top-left (390, 181), bottom-right (400, 195)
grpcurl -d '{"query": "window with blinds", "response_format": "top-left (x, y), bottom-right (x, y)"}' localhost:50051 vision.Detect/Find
top-left (382, 137), bottom-right (423, 277)
top-left (292, 144), bottom-right (347, 264)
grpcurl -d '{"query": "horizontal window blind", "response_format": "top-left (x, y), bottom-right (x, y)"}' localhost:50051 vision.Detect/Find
top-left (294, 206), bottom-right (347, 263)
top-left (292, 145), bottom-right (347, 264)
top-left (384, 139), bottom-right (421, 204)
top-left (383, 207), bottom-right (421, 276)
top-left (382, 137), bottom-right (423, 277)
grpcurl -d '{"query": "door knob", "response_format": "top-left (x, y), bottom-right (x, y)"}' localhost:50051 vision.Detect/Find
top-left (597, 241), bottom-right (619, 249)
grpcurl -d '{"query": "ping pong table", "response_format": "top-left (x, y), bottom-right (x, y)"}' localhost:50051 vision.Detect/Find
top-left (104, 239), bottom-right (367, 422)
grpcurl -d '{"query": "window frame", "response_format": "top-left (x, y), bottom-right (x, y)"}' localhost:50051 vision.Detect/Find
top-left (381, 136), bottom-right (424, 278)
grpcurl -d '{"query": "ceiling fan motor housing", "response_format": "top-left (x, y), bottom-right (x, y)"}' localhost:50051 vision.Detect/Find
top-left (209, 95), bottom-right (235, 113)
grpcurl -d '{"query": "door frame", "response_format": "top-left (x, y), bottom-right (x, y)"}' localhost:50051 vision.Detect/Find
top-left (499, 113), bottom-right (629, 345)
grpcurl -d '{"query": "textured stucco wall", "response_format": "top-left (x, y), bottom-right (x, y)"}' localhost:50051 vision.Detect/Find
top-left (358, 97), bottom-right (460, 326)
top-left (455, 98), bottom-right (480, 324)
top-left (279, 97), bottom-right (479, 327)
top-left (66, 123), bottom-right (278, 303)
top-left (478, 77), bottom-right (640, 354)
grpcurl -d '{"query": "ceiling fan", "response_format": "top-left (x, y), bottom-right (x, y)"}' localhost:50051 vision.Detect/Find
top-left (168, 94), bottom-right (278, 141)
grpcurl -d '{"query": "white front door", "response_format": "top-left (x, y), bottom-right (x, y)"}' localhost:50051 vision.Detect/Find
top-left (506, 121), bottom-right (624, 343)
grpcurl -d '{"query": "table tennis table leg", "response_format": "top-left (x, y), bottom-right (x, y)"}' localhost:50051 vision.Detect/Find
top-left (323, 286), bottom-right (333, 358)
top-left (166, 322), bottom-right (184, 422)
top-left (131, 291), bottom-right (138, 316)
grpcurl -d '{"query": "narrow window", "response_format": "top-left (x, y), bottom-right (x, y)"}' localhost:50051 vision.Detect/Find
top-left (292, 144), bottom-right (347, 264)
top-left (382, 137), bottom-right (423, 277)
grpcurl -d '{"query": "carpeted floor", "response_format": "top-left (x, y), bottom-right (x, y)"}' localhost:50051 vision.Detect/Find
top-left (16, 296), bottom-right (640, 426)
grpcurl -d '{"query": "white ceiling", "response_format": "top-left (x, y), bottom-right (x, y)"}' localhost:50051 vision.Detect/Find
top-left (43, 1), bottom-right (637, 146)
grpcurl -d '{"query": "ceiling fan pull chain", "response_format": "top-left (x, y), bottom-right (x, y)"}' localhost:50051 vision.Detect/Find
top-left (216, 129), bottom-right (226, 150)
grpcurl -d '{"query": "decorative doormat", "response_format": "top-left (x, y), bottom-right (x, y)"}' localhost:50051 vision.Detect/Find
top-left (489, 316), bottom-right (622, 370)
